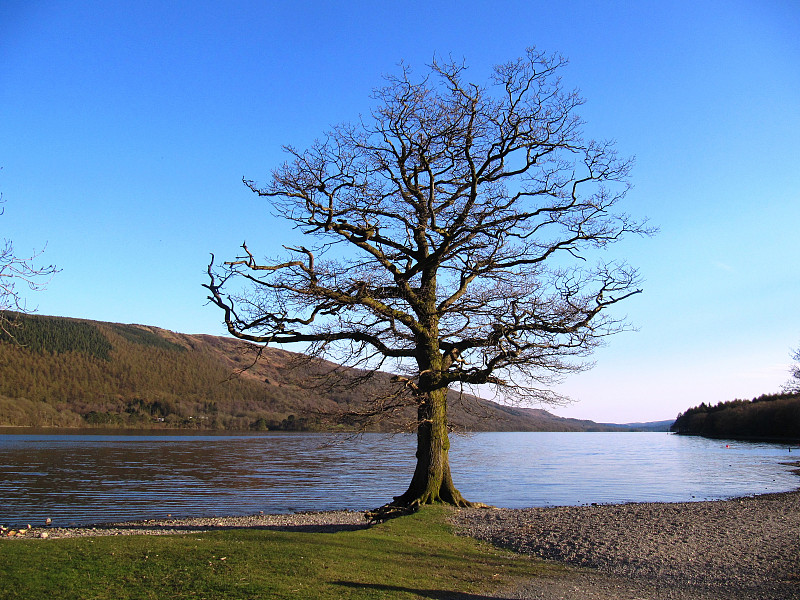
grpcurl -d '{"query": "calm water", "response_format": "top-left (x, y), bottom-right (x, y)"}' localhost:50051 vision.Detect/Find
top-left (0, 431), bottom-right (797, 527)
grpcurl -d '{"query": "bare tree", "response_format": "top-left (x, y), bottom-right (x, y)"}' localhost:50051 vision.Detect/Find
top-left (206, 49), bottom-right (652, 508)
top-left (1, 196), bottom-right (58, 335)
top-left (783, 346), bottom-right (800, 394)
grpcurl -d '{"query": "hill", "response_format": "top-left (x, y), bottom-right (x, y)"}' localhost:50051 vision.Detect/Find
top-left (0, 312), bottom-right (627, 432)
top-left (609, 420), bottom-right (674, 432)
top-left (670, 393), bottom-right (800, 441)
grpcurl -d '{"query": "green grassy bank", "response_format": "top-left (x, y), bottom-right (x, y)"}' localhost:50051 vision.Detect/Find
top-left (0, 507), bottom-right (561, 600)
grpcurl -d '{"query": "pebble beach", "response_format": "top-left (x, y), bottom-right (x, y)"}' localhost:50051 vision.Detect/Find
top-left (453, 489), bottom-right (800, 599)
top-left (0, 509), bottom-right (368, 539)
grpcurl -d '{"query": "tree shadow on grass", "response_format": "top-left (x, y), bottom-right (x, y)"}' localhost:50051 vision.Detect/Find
top-left (333, 581), bottom-right (513, 599)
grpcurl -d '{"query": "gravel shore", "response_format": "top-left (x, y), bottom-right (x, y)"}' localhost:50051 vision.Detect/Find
top-left (453, 490), bottom-right (800, 599)
top-left (0, 510), bottom-right (368, 539)
top-left (4, 491), bottom-right (798, 599)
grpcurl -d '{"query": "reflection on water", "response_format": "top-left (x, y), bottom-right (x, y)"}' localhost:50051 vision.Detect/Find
top-left (0, 431), bottom-right (797, 527)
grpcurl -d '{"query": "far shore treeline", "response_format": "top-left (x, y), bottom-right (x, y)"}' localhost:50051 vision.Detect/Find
top-left (670, 393), bottom-right (800, 441)
top-left (0, 312), bottom-right (633, 433)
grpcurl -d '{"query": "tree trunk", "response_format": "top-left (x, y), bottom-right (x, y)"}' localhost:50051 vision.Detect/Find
top-left (392, 387), bottom-right (473, 507)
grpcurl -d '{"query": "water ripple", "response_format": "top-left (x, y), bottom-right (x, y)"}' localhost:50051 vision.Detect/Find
top-left (0, 431), bottom-right (796, 527)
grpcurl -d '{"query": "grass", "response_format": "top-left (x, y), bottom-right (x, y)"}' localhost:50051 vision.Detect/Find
top-left (0, 506), bottom-right (565, 600)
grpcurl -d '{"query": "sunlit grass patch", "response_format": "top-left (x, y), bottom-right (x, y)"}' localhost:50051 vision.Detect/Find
top-left (0, 506), bottom-right (565, 599)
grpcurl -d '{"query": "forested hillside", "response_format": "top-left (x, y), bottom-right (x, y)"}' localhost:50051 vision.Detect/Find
top-left (670, 392), bottom-right (800, 441)
top-left (0, 312), bottom-right (623, 432)
top-left (0, 312), bottom-right (315, 429)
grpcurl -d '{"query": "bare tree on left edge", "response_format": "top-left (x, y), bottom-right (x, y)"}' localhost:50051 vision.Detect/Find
top-left (1, 195), bottom-right (59, 336)
top-left (783, 345), bottom-right (800, 394)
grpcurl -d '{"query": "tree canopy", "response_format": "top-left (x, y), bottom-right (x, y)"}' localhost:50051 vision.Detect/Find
top-left (206, 49), bottom-right (651, 508)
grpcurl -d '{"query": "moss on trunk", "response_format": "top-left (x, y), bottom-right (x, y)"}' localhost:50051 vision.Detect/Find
top-left (392, 387), bottom-right (474, 507)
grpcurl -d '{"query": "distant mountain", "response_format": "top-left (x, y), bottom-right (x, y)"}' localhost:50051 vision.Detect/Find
top-left (0, 312), bottom-right (629, 433)
top-left (607, 420), bottom-right (674, 432)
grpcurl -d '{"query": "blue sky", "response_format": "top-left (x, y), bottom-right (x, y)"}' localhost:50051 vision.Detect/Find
top-left (2, 1), bottom-right (798, 423)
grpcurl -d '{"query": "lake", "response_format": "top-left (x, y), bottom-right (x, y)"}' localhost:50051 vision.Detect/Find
top-left (0, 431), bottom-right (797, 527)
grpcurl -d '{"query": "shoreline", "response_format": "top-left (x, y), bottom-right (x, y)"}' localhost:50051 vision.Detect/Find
top-left (3, 491), bottom-right (799, 598)
top-left (1, 509), bottom-right (369, 539)
top-left (673, 431), bottom-right (800, 444)
top-left (2, 484), bottom-right (799, 540)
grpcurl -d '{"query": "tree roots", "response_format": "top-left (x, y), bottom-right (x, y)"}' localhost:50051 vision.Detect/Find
top-left (365, 496), bottom-right (491, 524)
